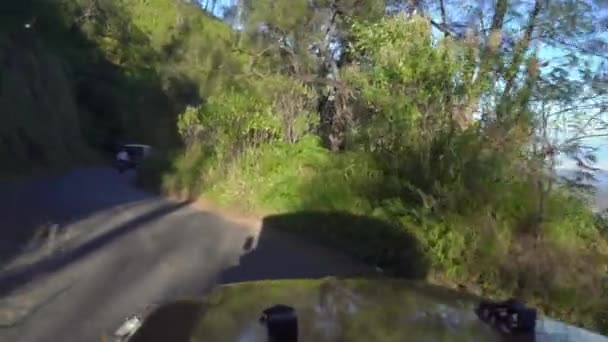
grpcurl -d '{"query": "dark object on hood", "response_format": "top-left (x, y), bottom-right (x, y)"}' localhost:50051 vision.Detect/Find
top-left (260, 305), bottom-right (298, 342)
top-left (476, 299), bottom-right (537, 335)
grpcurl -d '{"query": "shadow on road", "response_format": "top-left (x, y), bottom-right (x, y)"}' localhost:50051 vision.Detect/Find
top-left (0, 167), bottom-right (150, 270)
top-left (221, 211), bottom-right (429, 284)
top-left (129, 211), bottom-right (430, 342)
top-left (128, 300), bottom-right (203, 342)
top-left (0, 200), bottom-right (190, 297)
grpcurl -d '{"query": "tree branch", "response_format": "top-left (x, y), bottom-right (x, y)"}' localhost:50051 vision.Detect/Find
top-left (563, 133), bottom-right (608, 144)
top-left (439, 0), bottom-right (448, 37)
top-left (543, 37), bottom-right (608, 60)
top-left (430, 19), bottom-right (453, 36)
top-left (296, 74), bottom-right (345, 89)
top-left (546, 102), bottom-right (607, 119)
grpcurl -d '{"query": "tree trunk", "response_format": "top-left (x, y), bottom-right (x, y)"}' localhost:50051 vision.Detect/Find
top-left (439, 0), bottom-right (448, 37)
top-left (469, 0), bottom-right (509, 126)
top-left (498, 0), bottom-right (542, 119)
top-left (317, 1), bottom-right (346, 151)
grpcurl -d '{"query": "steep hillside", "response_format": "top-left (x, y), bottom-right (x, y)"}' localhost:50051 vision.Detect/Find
top-left (0, 30), bottom-right (86, 173)
top-left (0, 0), bottom-right (233, 175)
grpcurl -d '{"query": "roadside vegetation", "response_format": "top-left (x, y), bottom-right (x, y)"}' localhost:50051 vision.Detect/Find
top-left (138, 0), bottom-right (608, 331)
top-left (3, 0), bottom-right (608, 333)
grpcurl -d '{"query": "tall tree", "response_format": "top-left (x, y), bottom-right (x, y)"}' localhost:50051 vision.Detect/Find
top-left (238, 0), bottom-right (384, 150)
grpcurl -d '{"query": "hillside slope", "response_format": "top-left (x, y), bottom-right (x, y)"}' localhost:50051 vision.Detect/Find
top-left (0, 0), bottom-right (232, 175)
top-left (0, 30), bottom-right (86, 173)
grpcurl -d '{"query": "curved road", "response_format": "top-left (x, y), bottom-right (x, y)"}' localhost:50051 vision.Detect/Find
top-left (0, 167), bottom-right (367, 342)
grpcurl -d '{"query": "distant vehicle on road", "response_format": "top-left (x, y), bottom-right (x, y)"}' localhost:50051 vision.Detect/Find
top-left (114, 143), bottom-right (153, 173)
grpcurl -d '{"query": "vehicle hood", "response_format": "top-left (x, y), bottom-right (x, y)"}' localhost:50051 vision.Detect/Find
top-left (131, 277), bottom-right (608, 342)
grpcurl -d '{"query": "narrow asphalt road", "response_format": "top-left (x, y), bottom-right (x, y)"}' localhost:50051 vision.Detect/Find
top-left (0, 167), bottom-right (367, 342)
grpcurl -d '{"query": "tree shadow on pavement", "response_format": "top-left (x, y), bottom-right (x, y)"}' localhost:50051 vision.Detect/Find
top-left (0, 0), bottom-right (199, 269)
top-left (0, 167), bottom-right (153, 271)
top-left (221, 211), bottom-right (429, 284)
top-left (0, 200), bottom-right (190, 297)
top-left (121, 212), bottom-right (429, 342)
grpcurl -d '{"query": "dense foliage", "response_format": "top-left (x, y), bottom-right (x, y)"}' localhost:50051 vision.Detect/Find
top-left (141, 0), bottom-right (608, 330)
top-left (0, 0), bottom-right (231, 173)
top-left (3, 0), bottom-right (608, 333)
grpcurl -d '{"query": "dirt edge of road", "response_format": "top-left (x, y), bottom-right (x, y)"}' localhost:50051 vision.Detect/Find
top-left (170, 194), bottom-right (264, 235)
